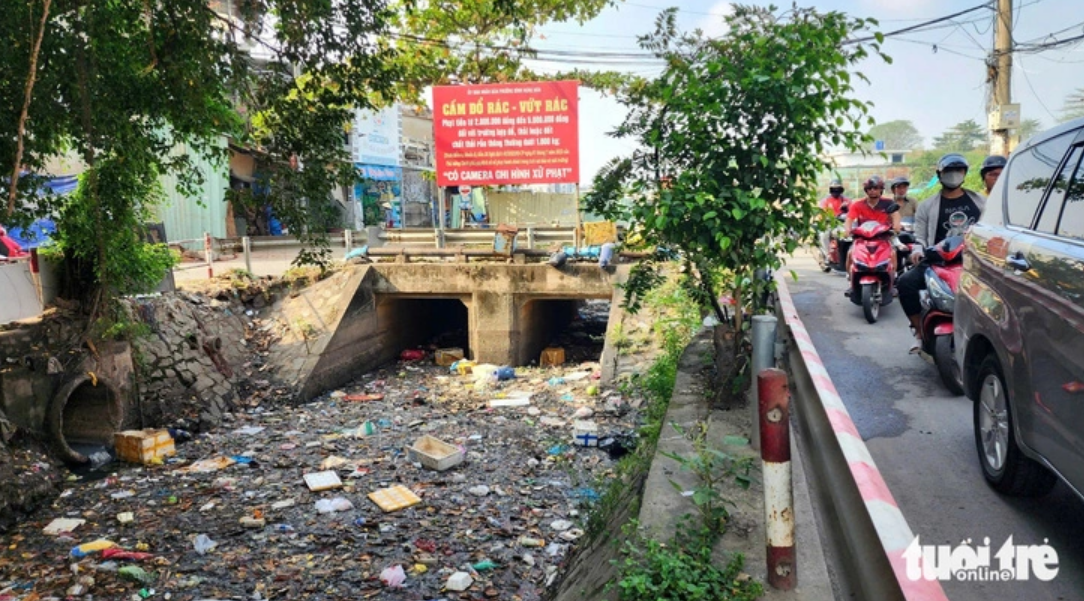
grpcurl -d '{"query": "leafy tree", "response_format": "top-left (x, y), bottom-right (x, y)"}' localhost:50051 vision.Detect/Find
top-left (868, 120), bottom-right (922, 150)
top-left (1060, 87), bottom-right (1084, 123)
top-left (385, 0), bottom-right (616, 101)
top-left (1016, 118), bottom-right (1043, 142)
top-left (6, 1), bottom-right (619, 312)
top-left (586, 6), bottom-right (886, 346)
top-left (931, 119), bottom-right (987, 152)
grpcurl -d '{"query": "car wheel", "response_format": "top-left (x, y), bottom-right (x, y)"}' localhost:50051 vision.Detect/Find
top-left (973, 355), bottom-right (1057, 496)
top-left (934, 335), bottom-right (964, 396)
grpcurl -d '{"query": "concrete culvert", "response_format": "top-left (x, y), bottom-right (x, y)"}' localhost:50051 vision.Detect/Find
top-left (47, 374), bottom-right (124, 464)
top-left (377, 296), bottom-right (471, 357)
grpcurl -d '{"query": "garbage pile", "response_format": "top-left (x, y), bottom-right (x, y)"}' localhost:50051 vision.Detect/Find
top-left (0, 352), bottom-right (648, 600)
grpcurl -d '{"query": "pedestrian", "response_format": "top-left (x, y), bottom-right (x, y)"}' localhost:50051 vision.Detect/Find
top-left (980, 155), bottom-right (1007, 196)
top-left (898, 153), bottom-right (986, 353)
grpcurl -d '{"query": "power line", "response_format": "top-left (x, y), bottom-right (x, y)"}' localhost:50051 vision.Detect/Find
top-left (1015, 55), bottom-right (1059, 121)
top-left (844, 2), bottom-right (995, 45)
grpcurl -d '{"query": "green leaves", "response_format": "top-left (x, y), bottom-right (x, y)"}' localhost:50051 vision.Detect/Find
top-left (586, 4), bottom-right (884, 332)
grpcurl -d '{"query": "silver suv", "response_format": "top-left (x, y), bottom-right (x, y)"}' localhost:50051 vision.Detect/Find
top-left (956, 118), bottom-right (1084, 498)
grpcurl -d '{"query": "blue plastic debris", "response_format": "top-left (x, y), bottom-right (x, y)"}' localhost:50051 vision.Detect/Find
top-left (547, 444), bottom-right (568, 456)
top-left (495, 366), bottom-right (516, 381)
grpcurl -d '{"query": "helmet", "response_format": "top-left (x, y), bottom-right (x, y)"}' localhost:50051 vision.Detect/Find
top-left (937, 153), bottom-right (969, 173)
top-left (828, 178), bottom-right (843, 188)
top-left (863, 175), bottom-right (885, 191)
top-left (890, 176), bottom-right (910, 190)
top-left (980, 155), bottom-right (1007, 177)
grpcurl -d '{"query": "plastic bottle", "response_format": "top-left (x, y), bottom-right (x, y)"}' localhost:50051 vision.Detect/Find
top-left (599, 242), bottom-right (615, 267)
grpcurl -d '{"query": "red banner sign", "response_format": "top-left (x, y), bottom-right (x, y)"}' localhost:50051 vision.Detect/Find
top-left (433, 80), bottom-right (579, 187)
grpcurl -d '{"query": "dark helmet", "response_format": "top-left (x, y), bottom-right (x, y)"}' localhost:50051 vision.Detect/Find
top-left (863, 175), bottom-right (885, 191)
top-left (981, 155), bottom-right (1007, 177)
top-left (937, 153), bottom-right (969, 173)
top-left (828, 178), bottom-right (843, 189)
top-left (890, 175), bottom-right (910, 190)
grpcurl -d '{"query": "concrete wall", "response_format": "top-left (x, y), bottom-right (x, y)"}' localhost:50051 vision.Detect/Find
top-left (0, 292), bottom-right (251, 463)
top-left (0, 261), bottom-right (42, 325)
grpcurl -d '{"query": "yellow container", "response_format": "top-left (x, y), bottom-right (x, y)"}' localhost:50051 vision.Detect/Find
top-left (114, 429), bottom-right (176, 465)
top-left (583, 221), bottom-right (617, 245)
top-left (435, 348), bottom-right (465, 367)
top-left (540, 347), bottom-right (566, 367)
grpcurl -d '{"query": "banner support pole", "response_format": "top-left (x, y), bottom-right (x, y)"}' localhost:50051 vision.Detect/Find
top-left (575, 183), bottom-right (582, 249)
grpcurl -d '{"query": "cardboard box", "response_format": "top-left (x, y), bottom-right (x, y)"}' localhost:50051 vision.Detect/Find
top-left (435, 348), bottom-right (465, 367)
top-left (572, 420), bottom-right (599, 447)
top-left (408, 435), bottom-right (465, 471)
top-left (369, 485), bottom-right (422, 512)
top-left (114, 429), bottom-right (176, 465)
top-left (540, 347), bottom-right (565, 367)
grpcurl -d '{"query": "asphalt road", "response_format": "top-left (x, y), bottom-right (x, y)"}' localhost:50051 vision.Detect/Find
top-left (784, 251), bottom-right (1084, 600)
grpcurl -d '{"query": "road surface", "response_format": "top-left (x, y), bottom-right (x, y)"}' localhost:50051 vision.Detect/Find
top-left (785, 251), bottom-right (1084, 600)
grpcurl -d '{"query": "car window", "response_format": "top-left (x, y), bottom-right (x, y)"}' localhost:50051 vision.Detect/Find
top-left (1005, 132), bottom-right (1075, 228)
top-left (1036, 146), bottom-right (1083, 234)
top-left (1057, 150), bottom-right (1084, 242)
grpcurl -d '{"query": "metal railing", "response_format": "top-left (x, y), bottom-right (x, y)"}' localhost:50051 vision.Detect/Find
top-left (171, 226), bottom-right (629, 278)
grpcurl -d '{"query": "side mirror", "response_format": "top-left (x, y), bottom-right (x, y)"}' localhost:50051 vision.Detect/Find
top-left (885, 202), bottom-right (900, 214)
top-left (839, 205), bottom-right (849, 214)
top-left (898, 232), bottom-right (915, 244)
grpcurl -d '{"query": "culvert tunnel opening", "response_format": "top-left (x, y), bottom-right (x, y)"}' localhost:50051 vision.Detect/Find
top-left (51, 376), bottom-right (124, 467)
top-left (379, 297), bottom-right (471, 358)
top-left (522, 299), bottom-right (611, 366)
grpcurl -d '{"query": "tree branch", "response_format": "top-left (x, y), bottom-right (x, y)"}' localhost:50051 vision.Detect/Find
top-left (7, 0), bottom-right (52, 218)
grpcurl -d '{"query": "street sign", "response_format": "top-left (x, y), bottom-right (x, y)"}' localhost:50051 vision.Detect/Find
top-left (433, 80), bottom-right (580, 186)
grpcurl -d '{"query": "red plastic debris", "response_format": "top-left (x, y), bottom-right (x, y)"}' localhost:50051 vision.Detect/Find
top-left (344, 393), bottom-right (385, 402)
top-left (400, 349), bottom-right (426, 361)
top-left (414, 538), bottom-right (437, 553)
top-left (101, 548), bottom-right (155, 561)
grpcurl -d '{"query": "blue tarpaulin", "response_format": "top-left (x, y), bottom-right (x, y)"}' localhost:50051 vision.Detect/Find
top-left (7, 219), bottom-right (57, 249)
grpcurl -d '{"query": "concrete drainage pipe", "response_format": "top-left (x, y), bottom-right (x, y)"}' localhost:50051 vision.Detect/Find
top-left (47, 374), bottom-right (124, 464)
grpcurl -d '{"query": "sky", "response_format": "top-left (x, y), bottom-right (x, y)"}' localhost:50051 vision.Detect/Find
top-left (515, 0), bottom-right (1084, 184)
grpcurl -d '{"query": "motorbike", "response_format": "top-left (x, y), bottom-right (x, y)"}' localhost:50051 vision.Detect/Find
top-left (915, 235), bottom-right (966, 395)
top-left (845, 203), bottom-right (901, 323)
top-left (816, 208), bottom-right (849, 273)
top-left (896, 217), bottom-right (917, 275)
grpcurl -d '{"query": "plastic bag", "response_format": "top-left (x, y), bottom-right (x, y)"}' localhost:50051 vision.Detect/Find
top-left (494, 366), bottom-right (516, 381)
top-left (193, 534), bottom-right (217, 555)
top-left (315, 497), bottom-right (354, 514)
top-left (380, 564), bottom-right (406, 588)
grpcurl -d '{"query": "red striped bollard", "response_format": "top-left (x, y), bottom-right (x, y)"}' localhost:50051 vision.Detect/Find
top-left (759, 367), bottom-right (795, 590)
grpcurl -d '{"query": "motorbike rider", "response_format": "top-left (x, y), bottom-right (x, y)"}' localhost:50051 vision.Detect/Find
top-left (889, 176), bottom-right (917, 220)
top-left (898, 153), bottom-right (986, 352)
top-left (819, 178), bottom-right (850, 262)
top-left (843, 175), bottom-right (901, 275)
top-left (981, 155), bottom-right (1007, 196)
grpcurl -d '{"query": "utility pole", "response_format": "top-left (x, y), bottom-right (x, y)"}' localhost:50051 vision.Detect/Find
top-left (989, 0), bottom-right (1015, 156)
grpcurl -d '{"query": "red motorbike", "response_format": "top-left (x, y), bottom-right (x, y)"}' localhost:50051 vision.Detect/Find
top-left (846, 216), bottom-right (899, 323)
top-left (916, 235), bottom-right (966, 395)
